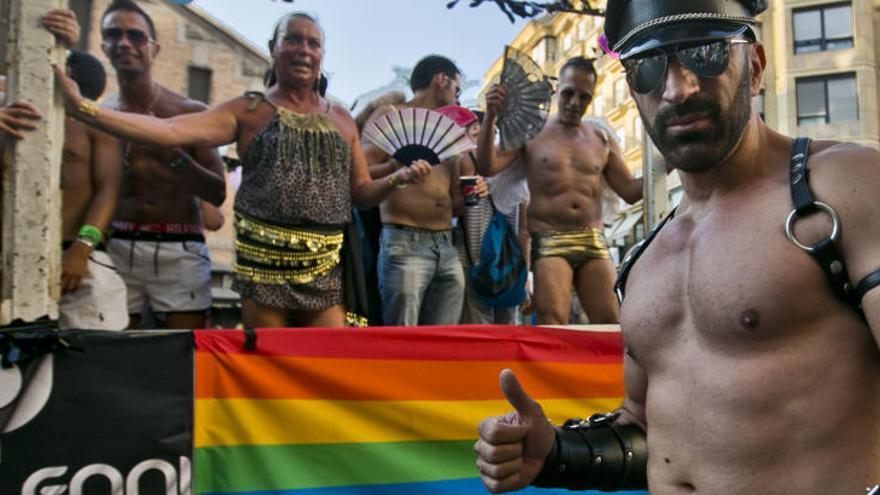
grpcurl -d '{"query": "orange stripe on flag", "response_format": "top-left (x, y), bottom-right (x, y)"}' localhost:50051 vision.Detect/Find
top-left (195, 353), bottom-right (623, 401)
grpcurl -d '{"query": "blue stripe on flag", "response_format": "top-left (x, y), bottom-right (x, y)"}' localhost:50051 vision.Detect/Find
top-left (204, 477), bottom-right (648, 495)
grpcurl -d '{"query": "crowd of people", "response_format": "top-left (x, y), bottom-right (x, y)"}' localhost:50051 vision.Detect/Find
top-left (1, 0), bottom-right (877, 493)
top-left (1, 0), bottom-right (636, 330)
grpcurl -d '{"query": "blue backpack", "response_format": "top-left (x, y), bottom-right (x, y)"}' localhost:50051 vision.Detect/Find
top-left (466, 200), bottom-right (527, 308)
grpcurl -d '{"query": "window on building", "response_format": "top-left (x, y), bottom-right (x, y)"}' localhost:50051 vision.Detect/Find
top-left (69, 0), bottom-right (94, 51)
top-left (592, 94), bottom-right (604, 116)
top-left (187, 66), bottom-right (212, 104)
top-left (531, 39), bottom-right (546, 66)
top-left (613, 78), bottom-right (628, 106)
top-left (793, 3), bottom-right (853, 54)
top-left (578, 19), bottom-right (589, 39)
top-left (796, 73), bottom-right (858, 125)
top-left (530, 37), bottom-right (558, 66)
top-left (616, 127), bottom-right (627, 151)
top-left (562, 32), bottom-right (573, 52)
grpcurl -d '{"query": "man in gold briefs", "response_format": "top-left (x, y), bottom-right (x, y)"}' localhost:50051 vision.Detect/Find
top-left (477, 57), bottom-right (643, 324)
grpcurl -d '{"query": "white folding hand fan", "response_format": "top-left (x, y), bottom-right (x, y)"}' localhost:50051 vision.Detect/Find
top-left (363, 107), bottom-right (475, 166)
top-left (498, 45), bottom-right (553, 151)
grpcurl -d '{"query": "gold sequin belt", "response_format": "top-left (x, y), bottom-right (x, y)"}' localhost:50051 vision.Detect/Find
top-left (234, 211), bottom-right (344, 285)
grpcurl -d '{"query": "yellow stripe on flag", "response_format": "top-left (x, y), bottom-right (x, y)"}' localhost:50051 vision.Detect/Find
top-left (195, 397), bottom-right (621, 447)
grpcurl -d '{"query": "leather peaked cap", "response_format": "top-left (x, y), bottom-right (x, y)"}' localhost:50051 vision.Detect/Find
top-left (605, 0), bottom-right (768, 59)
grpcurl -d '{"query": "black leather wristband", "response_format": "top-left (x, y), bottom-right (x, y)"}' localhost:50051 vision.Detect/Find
top-left (532, 413), bottom-right (648, 491)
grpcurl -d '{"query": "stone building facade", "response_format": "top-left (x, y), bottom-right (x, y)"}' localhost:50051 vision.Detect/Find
top-left (483, 0), bottom-right (880, 255)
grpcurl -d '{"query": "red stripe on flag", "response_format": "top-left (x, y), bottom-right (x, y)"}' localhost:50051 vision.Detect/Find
top-left (194, 326), bottom-right (623, 363)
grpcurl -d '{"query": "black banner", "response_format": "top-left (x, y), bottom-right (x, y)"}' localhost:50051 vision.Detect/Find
top-left (0, 330), bottom-right (193, 495)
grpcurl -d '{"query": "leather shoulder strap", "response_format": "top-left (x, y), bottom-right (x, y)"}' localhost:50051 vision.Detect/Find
top-left (787, 137), bottom-right (864, 316)
top-left (614, 208), bottom-right (676, 305)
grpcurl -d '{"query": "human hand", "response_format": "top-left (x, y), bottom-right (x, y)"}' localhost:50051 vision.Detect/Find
top-left (42, 9), bottom-right (80, 48)
top-left (0, 102), bottom-right (42, 140)
top-left (474, 369), bottom-right (555, 493)
top-left (521, 271), bottom-right (535, 314)
top-left (52, 64), bottom-right (84, 115)
top-left (397, 159), bottom-right (432, 185)
top-left (474, 175), bottom-right (490, 198)
top-left (61, 241), bottom-right (90, 294)
top-left (484, 84), bottom-right (507, 119)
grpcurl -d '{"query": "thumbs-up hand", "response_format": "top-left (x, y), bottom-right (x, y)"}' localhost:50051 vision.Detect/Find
top-left (474, 369), bottom-right (555, 493)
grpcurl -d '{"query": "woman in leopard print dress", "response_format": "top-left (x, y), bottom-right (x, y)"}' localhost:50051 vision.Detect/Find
top-left (56, 12), bottom-right (431, 327)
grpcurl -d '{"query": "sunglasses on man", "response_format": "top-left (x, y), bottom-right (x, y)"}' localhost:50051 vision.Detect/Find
top-left (101, 28), bottom-right (155, 47)
top-left (443, 75), bottom-right (462, 98)
top-left (622, 36), bottom-right (752, 94)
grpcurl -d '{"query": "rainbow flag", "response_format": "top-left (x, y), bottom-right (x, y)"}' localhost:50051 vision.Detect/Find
top-left (194, 325), bottom-right (646, 495)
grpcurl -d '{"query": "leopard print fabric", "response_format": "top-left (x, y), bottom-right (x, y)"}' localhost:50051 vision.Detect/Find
top-left (232, 94), bottom-right (352, 311)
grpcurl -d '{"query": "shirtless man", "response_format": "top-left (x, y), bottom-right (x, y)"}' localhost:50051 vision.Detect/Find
top-left (2, 11), bottom-right (127, 330)
top-left (98, 0), bottom-right (225, 329)
top-left (365, 55), bottom-right (486, 326)
top-left (474, 1), bottom-right (880, 493)
top-left (478, 57), bottom-right (642, 325)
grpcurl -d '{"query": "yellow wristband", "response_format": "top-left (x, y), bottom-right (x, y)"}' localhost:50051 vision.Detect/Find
top-left (77, 98), bottom-right (99, 117)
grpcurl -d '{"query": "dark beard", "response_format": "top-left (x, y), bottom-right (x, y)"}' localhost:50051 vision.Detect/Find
top-left (642, 64), bottom-right (752, 172)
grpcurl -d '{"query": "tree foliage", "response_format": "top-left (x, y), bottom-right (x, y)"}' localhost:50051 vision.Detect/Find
top-left (445, 0), bottom-right (603, 23)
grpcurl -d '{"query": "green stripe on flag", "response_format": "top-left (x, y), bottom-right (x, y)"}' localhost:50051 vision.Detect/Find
top-left (194, 440), bottom-right (478, 494)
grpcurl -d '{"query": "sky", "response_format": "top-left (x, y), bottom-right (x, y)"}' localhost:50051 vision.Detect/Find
top-left (191, 0), bottom-right (529, 108)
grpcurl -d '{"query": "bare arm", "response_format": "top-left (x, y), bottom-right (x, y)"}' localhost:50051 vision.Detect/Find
top-left (84, 129), bottom-right (123, 233)
top-left (517, 200), bottom-right (531, 272)
top-left (811, 143), bottom-right (880, 347)
top-left (61, 128), bottom-right (121, 294)
top-left (53, 65), bottom-right (239, 149)
top-left (617, 350), bottom-right (649, 430)
top-left (176, 144), bottom-right (226, 206)
top-left (364, 142), bottom-right (400, 179)
top-left (200, 201), bottom-right (225, 231)
top-left (477, 84), bottom-right (521, 177)
top-left (603, 131), bottom-right (643, 205)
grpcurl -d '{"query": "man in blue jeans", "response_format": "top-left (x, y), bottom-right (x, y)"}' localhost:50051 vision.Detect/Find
top-left (364, 55), bottom-right (486, 325)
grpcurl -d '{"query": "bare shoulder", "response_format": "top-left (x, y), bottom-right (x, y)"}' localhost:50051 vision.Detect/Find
top-left (808, 140), bottom-right (880, 257)
top-left (329, 103), bottom-right (358, 141)
top-left (159, 88), bottom-right (210, 116)
top-left (367, 103), bottom-right (396, 122)
top-left (809, 140), bottom-right (880, 201)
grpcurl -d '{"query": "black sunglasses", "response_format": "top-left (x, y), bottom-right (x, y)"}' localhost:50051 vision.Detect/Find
top-left (444, 75), bottom-right (462, 98)
top-left (101, 27), bottom-right (155, 47)
top-left (622, 37), bottom-right (752, 94)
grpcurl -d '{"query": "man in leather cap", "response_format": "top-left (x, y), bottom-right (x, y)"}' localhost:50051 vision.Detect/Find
top-left (474, 1), bottom-right (880, 493)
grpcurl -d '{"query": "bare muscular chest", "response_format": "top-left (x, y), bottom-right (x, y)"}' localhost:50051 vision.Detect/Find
top-left (524, 131), bottom-right (606, 193)
top-left (619, 193), bottom-right (843, 363)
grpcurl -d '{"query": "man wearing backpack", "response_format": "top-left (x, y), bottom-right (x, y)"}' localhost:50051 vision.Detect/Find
top-left (477, 56), bottom-right (643, 324)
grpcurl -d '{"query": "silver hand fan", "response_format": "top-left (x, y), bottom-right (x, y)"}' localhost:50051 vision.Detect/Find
top-left (498, 46), bottom-right (553, 151)
top-left (363, 107), bottom-right (474, 166)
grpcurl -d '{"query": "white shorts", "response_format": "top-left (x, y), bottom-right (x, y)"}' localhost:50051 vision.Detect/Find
top-left (58, 250), bottom-right (128, 330)
top-left (107, 236), bottom-right (212, 315)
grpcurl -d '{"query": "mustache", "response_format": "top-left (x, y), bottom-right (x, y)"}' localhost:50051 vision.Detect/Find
top-left (656, 97), bottom-right (721, 128)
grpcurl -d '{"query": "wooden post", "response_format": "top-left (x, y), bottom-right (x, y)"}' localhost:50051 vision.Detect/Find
top-left (1, 0), bottom-right (66, 325)
top-left (642, 130), bottom-right (668, 230)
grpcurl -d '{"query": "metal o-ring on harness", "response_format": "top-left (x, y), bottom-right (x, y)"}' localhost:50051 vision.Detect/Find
top-left (784, 201), bottom-right (841, 253)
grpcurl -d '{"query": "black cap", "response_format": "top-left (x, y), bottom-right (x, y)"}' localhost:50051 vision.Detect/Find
top-left (605, 0), bottom-right (767, 59)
